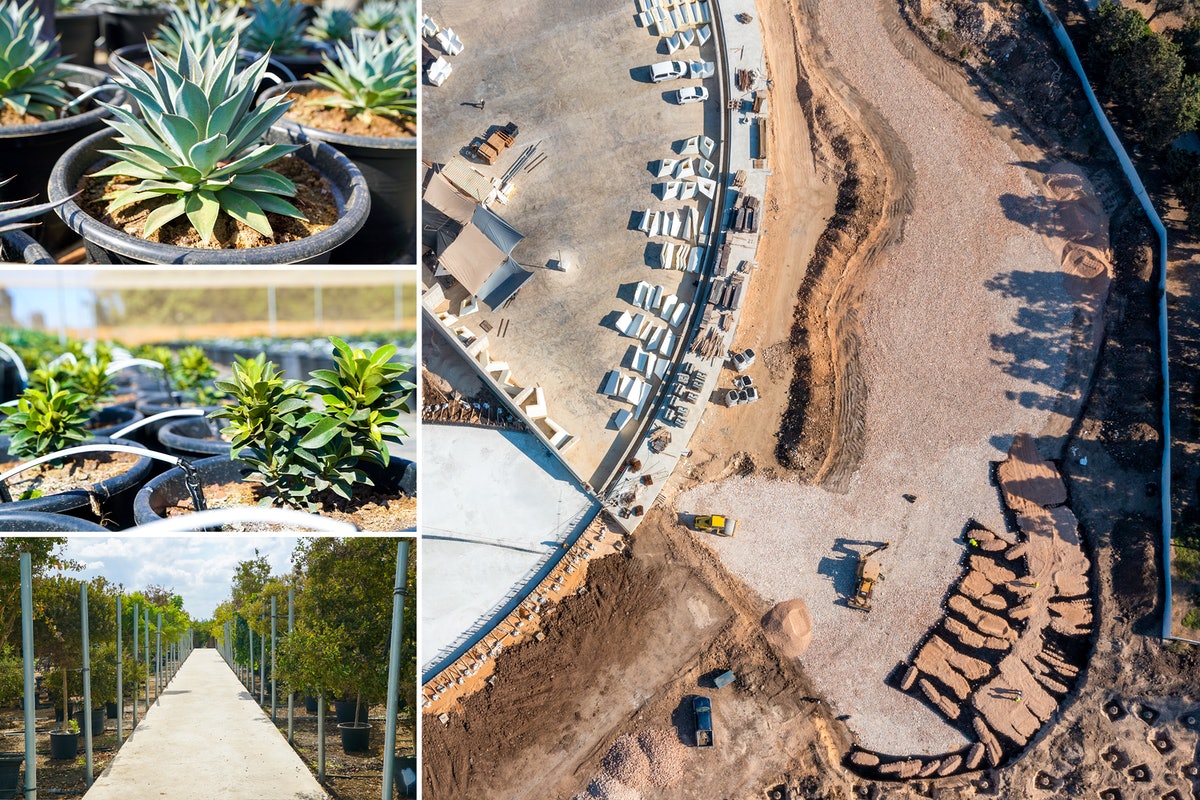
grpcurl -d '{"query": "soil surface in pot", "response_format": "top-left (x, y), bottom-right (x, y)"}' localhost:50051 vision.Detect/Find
top-left (165, 479), bottom-right (416, 530)
top-left (281, 87), bottom-right (416, 137)
top-left (0, 84), bottom-right (95, 127)
top-left (0, 452), bottom-right (141, 501)
top-left (77, 155), bottom-right (337, 249)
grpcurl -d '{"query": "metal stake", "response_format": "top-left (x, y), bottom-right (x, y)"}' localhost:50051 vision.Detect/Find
top-left (132, 604), bottom-right (139, 727)
top-left (20, 554), bottom-right (36, 800)
top-left (287, 588), bottom-right (294, 743)
top-left (81, 584), bottom-right (93, 787)
top-left (116, 596), bottom-right (123, 746)
top-left (271, 596), bottom-right (277, 723)
top-left (382, 541), bottom-right (410, 800)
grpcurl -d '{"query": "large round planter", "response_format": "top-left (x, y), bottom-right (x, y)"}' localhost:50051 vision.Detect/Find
top-left (394, 755), bottom-right (417, 798)
top-left (49, 731), bottom-right (78, 760)
top-left (0, 753), bottom-right (21, 800)
top-left (101, 8), bottom-right (168, 53)
top-left (75, 708), bottom-right (105, 736)
top-left (108, 42), bottom-right (151, 72)
top-left (334, 698), bottom-right (369, 725)
top-left (88, 405), bottom-right (144, 439)
top-left (263, 81), bottom-right (416, 264)
top-left (240, 48), bottom-right (327, 85)
top-left (0, 231), bottom-right (55, 265)
top-left (337, 721), bottom-right (370, 753)
top-left (157, 416), bottom-right (230, 459)
top-left (0, 435), bottom-right (154, 528)
top-left (49, 129), bottom-right (370, 264)
top-left (0, 66), bottom-right (123, 254)
top-left (55, 11), bottom-right (101, 67)
top-left (134, 455), bottom-right (417, 529)
top-left (0, 512), bottom-right (108, 532)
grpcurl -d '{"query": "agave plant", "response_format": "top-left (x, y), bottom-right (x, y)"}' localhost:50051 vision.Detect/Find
top-left (352, 0), bottom-right (412, 34)
top-left (151, 0), bottom-right (249, 62)
top-left (306, 6), bottom-right (353, 44)
top-left (242, 0), bottom-right (311, 56)
top-left (93, 39), bottom-right (307, 245)
top-left (0, 179), bottom-right (75, 236)
top-left (310, 29), bottom-right (416, 124)
top-left (0, 0), bottom-right (74, 121)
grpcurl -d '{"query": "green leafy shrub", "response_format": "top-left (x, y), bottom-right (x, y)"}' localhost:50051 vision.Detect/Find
top-left (169, 346), bottom-right (221, 405)
top-left (310, 29), bottom-right (416, 124)
top-left (243, 0), bottom-right (310, 56)
top-left (95, 38), bottom-right (305, 245)
top-left (0, 381), bottom-right (91, 458)
top-left (1183, 606), bottom-right (1200, 629)
top-left (0, 0), bottom-right (74, 121)
top-left (0, 644), bottom-right (21, 707)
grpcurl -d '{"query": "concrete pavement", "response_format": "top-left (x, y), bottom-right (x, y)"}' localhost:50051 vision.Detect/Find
top-left (84, 649), bottom-right (328, 800)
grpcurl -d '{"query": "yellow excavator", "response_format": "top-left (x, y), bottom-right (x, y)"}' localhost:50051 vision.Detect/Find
top-left (847, 542), bottom-right (891, 611)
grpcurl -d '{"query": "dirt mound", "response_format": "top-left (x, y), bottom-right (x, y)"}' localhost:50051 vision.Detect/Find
top-left (762, 599), bottom-right (814, 658)
top-left (635, 729), bottom-right (687, 788)
top-left (580, 772), bottom-right (640, 800)
top-left (601, 734), bottom-right (649, 789)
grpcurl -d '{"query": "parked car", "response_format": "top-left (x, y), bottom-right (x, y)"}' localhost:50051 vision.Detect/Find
top-left (650, 60), bottom-right (688, 82)
top-left (674, 86), bottom-right (708, 104)
top-left (694, 696), bottom-right (713, 747)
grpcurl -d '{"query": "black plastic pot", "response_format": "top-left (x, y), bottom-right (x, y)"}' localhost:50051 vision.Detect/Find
top-left (105, 701), bottom-right (118, 718)
top-left (49, 129), bottom-right (370, 264)
top-left (394, 755), bottom-right (417, 798)
top-left (101, 8), bottom-right (168, 53)
top-left (304, 695), bottom-right (319, 714)
top-left (108, 42), bottom-right (151, 71)
top-left (55, 11), bottom-right (100, 67)
top-left (0, 753), bottom-right (21, 800)
top-left (0, 435), bottom-right (154, 528)
top-left (88, 405), bottom-right (144, 439)
top-left (240, 48), bottom-right (327, 85)
top-left (157, 416), bottom-right (230, 459)
top-left (337, 721), bottom-right (370, 753)
top-left (0, 231), bottom-right (55, 265)
top-left (263, 81), bottom-right (415, 263)
top-left (0, 512), bottom-right (108, 532)
top-left (75, 708), bottom-right (105, 736)
top-left (334, 698), bottom-right (369, 725)
top-left (134, 455), bottom-right (417, 529)
top-left (49, 731), bottom-right (78, 760)
top-left (0, 66), bottom-right (123, 254)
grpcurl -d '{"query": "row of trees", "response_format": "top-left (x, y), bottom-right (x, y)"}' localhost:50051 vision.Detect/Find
top-left (0, 539), bottom-right (193, 724)
top-left (211, 538), bottom-right (416, 719)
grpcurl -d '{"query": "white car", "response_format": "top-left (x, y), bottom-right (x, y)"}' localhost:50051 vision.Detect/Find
top-left (650, 60), bottom-right (688, 83)
top-left (674, 86), bottom-right (709, 104)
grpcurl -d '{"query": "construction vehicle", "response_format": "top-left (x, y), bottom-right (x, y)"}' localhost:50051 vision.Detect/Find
top-left (693, 696), bottom-right (714, 747)
top-left (847, 541), bottom-right (891, 611)
top-left (694, 514), bottom-right (737, 537)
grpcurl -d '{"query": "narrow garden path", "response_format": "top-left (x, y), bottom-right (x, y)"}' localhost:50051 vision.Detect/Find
top-left (83, 649), bottom-right (328, 800)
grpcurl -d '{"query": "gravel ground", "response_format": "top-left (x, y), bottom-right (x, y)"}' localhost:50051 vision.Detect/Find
top-left (679, 0), bottom-right (1087, 756)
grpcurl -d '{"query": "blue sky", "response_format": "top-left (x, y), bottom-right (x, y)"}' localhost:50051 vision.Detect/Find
top-left (55, 537), bottom-right (301, 620)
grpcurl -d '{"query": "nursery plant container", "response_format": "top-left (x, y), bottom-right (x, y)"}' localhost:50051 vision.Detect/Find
top-left (0, 66), bottom-right (123, 253)
top-left (394, 755), bottom-right (417, 798)
top-left (108, 42), bottom-right (151, 71)
top-left (49, 129), bottom-right (370, 264)
top-left (134, 455), bottom-right (417, 530)
top-left (88, 405), bottom-right (144, 438)
top-left (55, 10), bottom-right (101, 67)
top-left (101, 8), bottom-right (168, 52)
top-left (104, 701), bottom-right (118, 718)
top-left (0, 512), bottom-right (108, 532)
top-left (337, 721), bottom-right (370, 753)
top-left (0, 230), bottom-right (55, 265)
top-left (0, 435), bottom-right (154, 528)
top-left (0, 753), bottom-right (21, 800)
top-left (240, 48), bottom-right (327, 85)
top-left (334, 698), bottom-right (369, 725)
top-left (157, 416), bottom-right (230, 459)
top-left (263, 80), bottom-right (415, 263)
top-left (76, 708), bottom-right (105, 736)
top-left (49, 731), bottom-right (78, 760)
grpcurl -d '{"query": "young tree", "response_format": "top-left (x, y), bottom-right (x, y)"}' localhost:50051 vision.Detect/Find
top-left (0, 537), bottom-right (73, 646)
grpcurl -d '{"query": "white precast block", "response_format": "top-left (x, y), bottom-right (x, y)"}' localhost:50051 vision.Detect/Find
top-left (698, 158), bottom-right (714, 178)
top-left (648, 284), bottom-right (663, 310)
top-left (645, 325), bottom-right (664, 351)
top-left (659, 294), bottom-right (677, 320)
top-left (699, 135), bottom-right (715, 158)
top-left (421, 15), bottom-right (439, 37)
top-left (613, 408), bottom-right (633, 430)
top-left (658, 330), bottom-right (677, 357)
top-left (426, 57), bottom-right (452, 86)
top-left (616, 310), bottom-right (635, 335)
top-left (679, 28), bottom-right (695, 48)
top-left (665, 32), bottom-right (681, 52)
top-left (668, 212), bottom-right (683, 240)
top-left (664, 180), bottom-right (681, 199)
top-left (616, 376), bottom-right (637, 403)
top-left (659, 241), bottom-right (676, 269)
top-left (633, 280), bottom-right (650, 308)
top-left (648, 211), bottom-right (661, 237)
top-left (670, 302), bottom-right (689, 327)
top-left (675, 159), bottom-right (695, 180)
top-left (696, 23), bottom-right (711, 44)
top-left (638, 208), bottom-right (651, 232)
top-left (687, 247), bottom-right (701, 272)
top-left (680, 135), bottom-right (700, 156)
top-left (657, 158), bottom-right (677, 178)
top-left (696, 176), bottom-right (717, 198)
top-left (602, 370), bottom-right (621, 396)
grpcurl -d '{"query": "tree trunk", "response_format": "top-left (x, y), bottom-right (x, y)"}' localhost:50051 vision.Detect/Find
top-left (61, 668), bottom-right (68, 730)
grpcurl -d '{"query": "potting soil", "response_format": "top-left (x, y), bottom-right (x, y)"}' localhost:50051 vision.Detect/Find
top-left (167, 479), bottom-right (417, 531)
top-left (78, 156), bottom-right (339, 249)
top-left (283, 87), bottom-right (417, 138)
top-left (0, 452), bottom-right (141, 499)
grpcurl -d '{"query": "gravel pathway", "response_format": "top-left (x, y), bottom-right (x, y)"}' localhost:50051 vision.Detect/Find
top-left (679, 0), bottom-right (1084, 755)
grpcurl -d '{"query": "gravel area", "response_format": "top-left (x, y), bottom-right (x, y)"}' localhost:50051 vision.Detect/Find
top-left (679, 0), bottom-right (1089, 756)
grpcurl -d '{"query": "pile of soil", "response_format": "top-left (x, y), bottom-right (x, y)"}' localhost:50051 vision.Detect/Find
top-left (761, 599), bottom-right (814, 658)
top-left (282, 87), bottom-right (417, 138)
top-left (78, 156), bottom-right (338, 249)
top-left (166, 479), bottom-right (416, 531)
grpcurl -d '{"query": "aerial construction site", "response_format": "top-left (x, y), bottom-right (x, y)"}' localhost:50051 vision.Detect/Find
top-left (419, 0), bottom-right (1200, 796)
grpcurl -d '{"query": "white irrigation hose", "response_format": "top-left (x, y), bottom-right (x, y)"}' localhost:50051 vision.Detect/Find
top-left (0, 343), bottom-right (28, 386)
top-left (110, 407), bottom-right (210, 440)
top-left (133, 507), bottom-right (358, 533)
top-left (105, 358), bottom-right (166, 375)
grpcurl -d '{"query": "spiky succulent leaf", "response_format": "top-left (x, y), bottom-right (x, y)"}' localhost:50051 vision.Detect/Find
top-left (309, 29), bottom-right (416, 124)
top-left (93, 37), bottom-right (306, 245)
top-left (0, 177), bottom-right (75, 236)
top-left (0, 0), bottom-right (74, 121)
top-left (151, 0), bottom-right (249, 62)
top-left (305, 6), bottom-right (353, 43)
top-left (352, 0), bottom-right (413, 34)
top-left (243, 0), bottom-right (310, 56)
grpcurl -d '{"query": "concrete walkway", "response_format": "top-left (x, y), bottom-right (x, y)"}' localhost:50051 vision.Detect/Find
top-left (84, 649), bottom-right (328, 800)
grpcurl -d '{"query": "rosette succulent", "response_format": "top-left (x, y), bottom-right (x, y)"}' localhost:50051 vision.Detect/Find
top-left (0, 0), bottom-right (74, 121)
top-left (151, 0), bottom-right (249, 62)
top-left (243, 0), bottom-right (311, 56)
top-left (352, 0), bottom-right (413, 34)
top-left (0, 178), bottom-right (75, 235)
top-left (306, 6), bottom-right (353, 43)
top-left (310, 29), bottom-right (416, 124)
top-left (93, 39), bottom-right (307, 245)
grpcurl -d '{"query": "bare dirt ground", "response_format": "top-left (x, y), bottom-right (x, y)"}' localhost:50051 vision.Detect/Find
top-left (424, 0), bottom-right (1200, 795)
